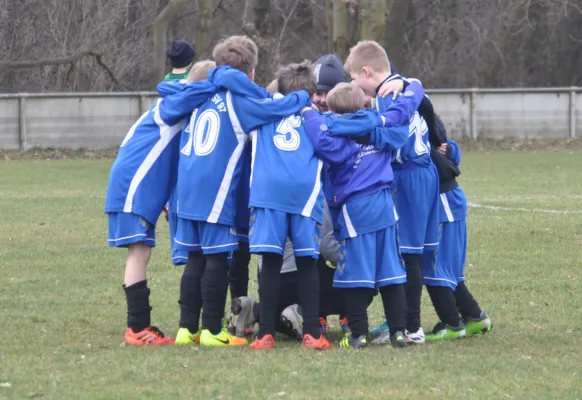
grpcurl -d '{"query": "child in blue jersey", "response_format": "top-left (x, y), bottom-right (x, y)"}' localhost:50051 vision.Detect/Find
top-left (247, 61), bottom-right (332, 350)
top-left (422, 123), bottom-right (493, 340)
top-left (345, 41), bottom-right (440, 344)
top-left (164, 60), bottom-right (217, 268)
top-left (104, 74), bottom-right (223, 346)
top-left (302, 82), bottom-right (410, 349)
top-left (173, 36), bottom-right (313, 348)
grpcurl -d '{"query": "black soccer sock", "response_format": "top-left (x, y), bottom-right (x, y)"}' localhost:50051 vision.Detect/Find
top-left (379, 284), bottom-right (406, 333)
top-left (403, 253), bottom-right (423, 332)
top-left (318, 257), bottom-right (346, 318)
top-left (296, 256), bottom-right (321, 339)
top-left (124, 280), bottom-right (152, 332)
top-left (178, 251), bottom-right (205, 332)
top-left (345, 288), bottom-right (375, 338)
top-left (201, 253), bottom-right (229, 335)
top-left (229, 242), bottom-right (250, 299)
top-left (426, 285), bottom-right (462, 327)
top-left (257, 253), bottom-right (283, 338)
top-left (454, 282), bottom-right (483, 319)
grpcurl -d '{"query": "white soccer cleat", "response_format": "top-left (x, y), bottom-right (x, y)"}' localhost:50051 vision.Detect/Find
top-left (279, 304), bottom-right (303, 340)
top-left (405, 327), bottom-right (425, 344)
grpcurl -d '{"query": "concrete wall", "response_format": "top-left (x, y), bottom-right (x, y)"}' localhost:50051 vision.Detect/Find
top-left (0, 88), bottom-right (579, 149)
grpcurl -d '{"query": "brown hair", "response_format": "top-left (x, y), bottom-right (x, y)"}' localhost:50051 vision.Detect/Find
top-left (276, 60), bottom-right (317, 96)
top-left (212, 35), bottom-right (258, 74)
top-left (265, 79), bottom-right (279, 94)
top-left (187, 60), bottom-right (216, 83)
top-left (326, 83), bottom-right (366, 114)
top-left (344, 40), bottom-right (391, 75)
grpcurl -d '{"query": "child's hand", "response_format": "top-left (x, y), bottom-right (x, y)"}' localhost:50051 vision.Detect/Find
top-left (378, 79), bottom-right (404, 100)
top-left (438, 143), bottom-right (447, 154)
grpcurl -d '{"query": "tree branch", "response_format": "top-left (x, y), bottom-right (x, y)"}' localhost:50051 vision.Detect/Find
top-left (0, 50), bottom-right (127, 90)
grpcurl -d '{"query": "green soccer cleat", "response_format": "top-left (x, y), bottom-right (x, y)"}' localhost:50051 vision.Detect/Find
top-left (339, 332), bottom-right (367, 349)
top-left (200, 328), bottom-right (248, 347)
top-left (425, 322), bottom-right (466, 341)
top-left (464, 313), bottom-right (493, 337)
top-left (175, 327), bottom-right (201, 345)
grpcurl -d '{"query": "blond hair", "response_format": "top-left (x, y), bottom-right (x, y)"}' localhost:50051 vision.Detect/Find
top-left (344, 40), bottom-right (391, 75)
top-left (187, 60), bottom-right (216, 83)
top-left (212, 35), bottom-right (258, 74)
top-left (265, 79), bottom-right (278, 94)
top-left (326, 83), bottom-right (366, 114)
top-left (276, 60), bottom-right (317, 96)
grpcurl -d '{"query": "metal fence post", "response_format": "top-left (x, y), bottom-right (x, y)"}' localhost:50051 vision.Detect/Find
top-left (570, 87), bottom-right (577, 139)
top-left (470, 88), bottom-right (478, 140)
top-left (18, 94), bottom-right (27, 150)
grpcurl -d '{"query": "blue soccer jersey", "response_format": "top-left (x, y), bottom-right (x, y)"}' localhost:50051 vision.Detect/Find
top-left (176, 81), bottom-right (311, 226)
top-left (249, 97), bottom-right (323, 223)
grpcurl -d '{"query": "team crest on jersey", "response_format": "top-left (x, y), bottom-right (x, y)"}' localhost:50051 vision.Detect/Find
top-left (139, 217), bottom-right (150, 229)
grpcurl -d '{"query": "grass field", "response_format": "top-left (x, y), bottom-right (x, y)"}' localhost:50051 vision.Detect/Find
top-left (1, 150), bottom-right (581, 399)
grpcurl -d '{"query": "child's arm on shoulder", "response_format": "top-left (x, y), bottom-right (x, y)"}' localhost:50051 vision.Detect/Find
top-left (302, 109), bottom-right (358, 165)
top-left (157, 81), bottom-right (218, 126)
top-left (368, 125), bottom-right (409, 152)
top-left (233, 91), bottom-right (312, 133)
top-left (377, 79), bottom-right (425, 127)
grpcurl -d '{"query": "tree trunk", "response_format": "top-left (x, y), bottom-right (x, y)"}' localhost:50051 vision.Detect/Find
top-left (152, 0), bottom-right (189, 83)
top-left (360, 0), bottom-right (387, 46)
top-left (254, 0), bottom-right (270, 35)
top-left (197, 0), bottom-right (213, 58)
top-left (332, 0), bottom-right (349, 60)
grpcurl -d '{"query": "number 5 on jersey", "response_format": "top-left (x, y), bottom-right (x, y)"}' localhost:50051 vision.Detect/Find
top-left (274, 115), bottom-right (301, 152)
top-left (181, 109), bottom-right (221, 156)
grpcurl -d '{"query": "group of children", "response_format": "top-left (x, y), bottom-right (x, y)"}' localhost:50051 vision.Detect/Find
top-left (105, 36), bottom-right (493, 349)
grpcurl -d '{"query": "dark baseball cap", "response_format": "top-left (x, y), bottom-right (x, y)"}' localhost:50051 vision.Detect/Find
top-left (313, 54), bottom-right (346, 91)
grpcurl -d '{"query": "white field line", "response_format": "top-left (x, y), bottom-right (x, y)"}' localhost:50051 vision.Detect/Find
top-left (468, 202), bottom-right (582, 215)
top-left (470, 194), bottom-right (582, 201)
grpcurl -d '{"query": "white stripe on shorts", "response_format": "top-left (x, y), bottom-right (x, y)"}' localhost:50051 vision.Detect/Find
top-left (342, 205), bottom-right (357, 238)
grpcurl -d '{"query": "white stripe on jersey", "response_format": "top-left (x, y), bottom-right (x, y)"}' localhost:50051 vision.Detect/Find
top-left (249, 129), bottom-right (258, 187)
top-left (123, 99), bottom-right (185, 214)
top-left (207, 91), bottom-right (248, 224)
top-left (440, 193), bottom-right (455, 222)
top-left (342, 205), bottom-right (358, 238)
top-left (301, 159), bottom-right (323, 218)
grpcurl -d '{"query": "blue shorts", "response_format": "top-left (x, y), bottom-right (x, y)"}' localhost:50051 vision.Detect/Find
top-left (168, 211), bottom-right (188, 266)
top-left (174, 218), bottom-right (239, 255)
top-left (249, 208), bottom-right (320, 259)
top-left (393, 164), bottom-right (440, 254)
top-left (237, 227), bottom-right (249, 244)
top-left (107, 212), bottom-right (156, 248)
top-left (422, 220), bottom-right (467, 289)
top-left (333, 226), bottom-right (407, 289)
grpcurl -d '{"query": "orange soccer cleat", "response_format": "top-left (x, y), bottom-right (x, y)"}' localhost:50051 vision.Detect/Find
top-left (124, 326), bottom-right (175, 346)
top-left (303, 333), bottom-right (332, 350)
top-left (249, 334), bottom-right (276, 349)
